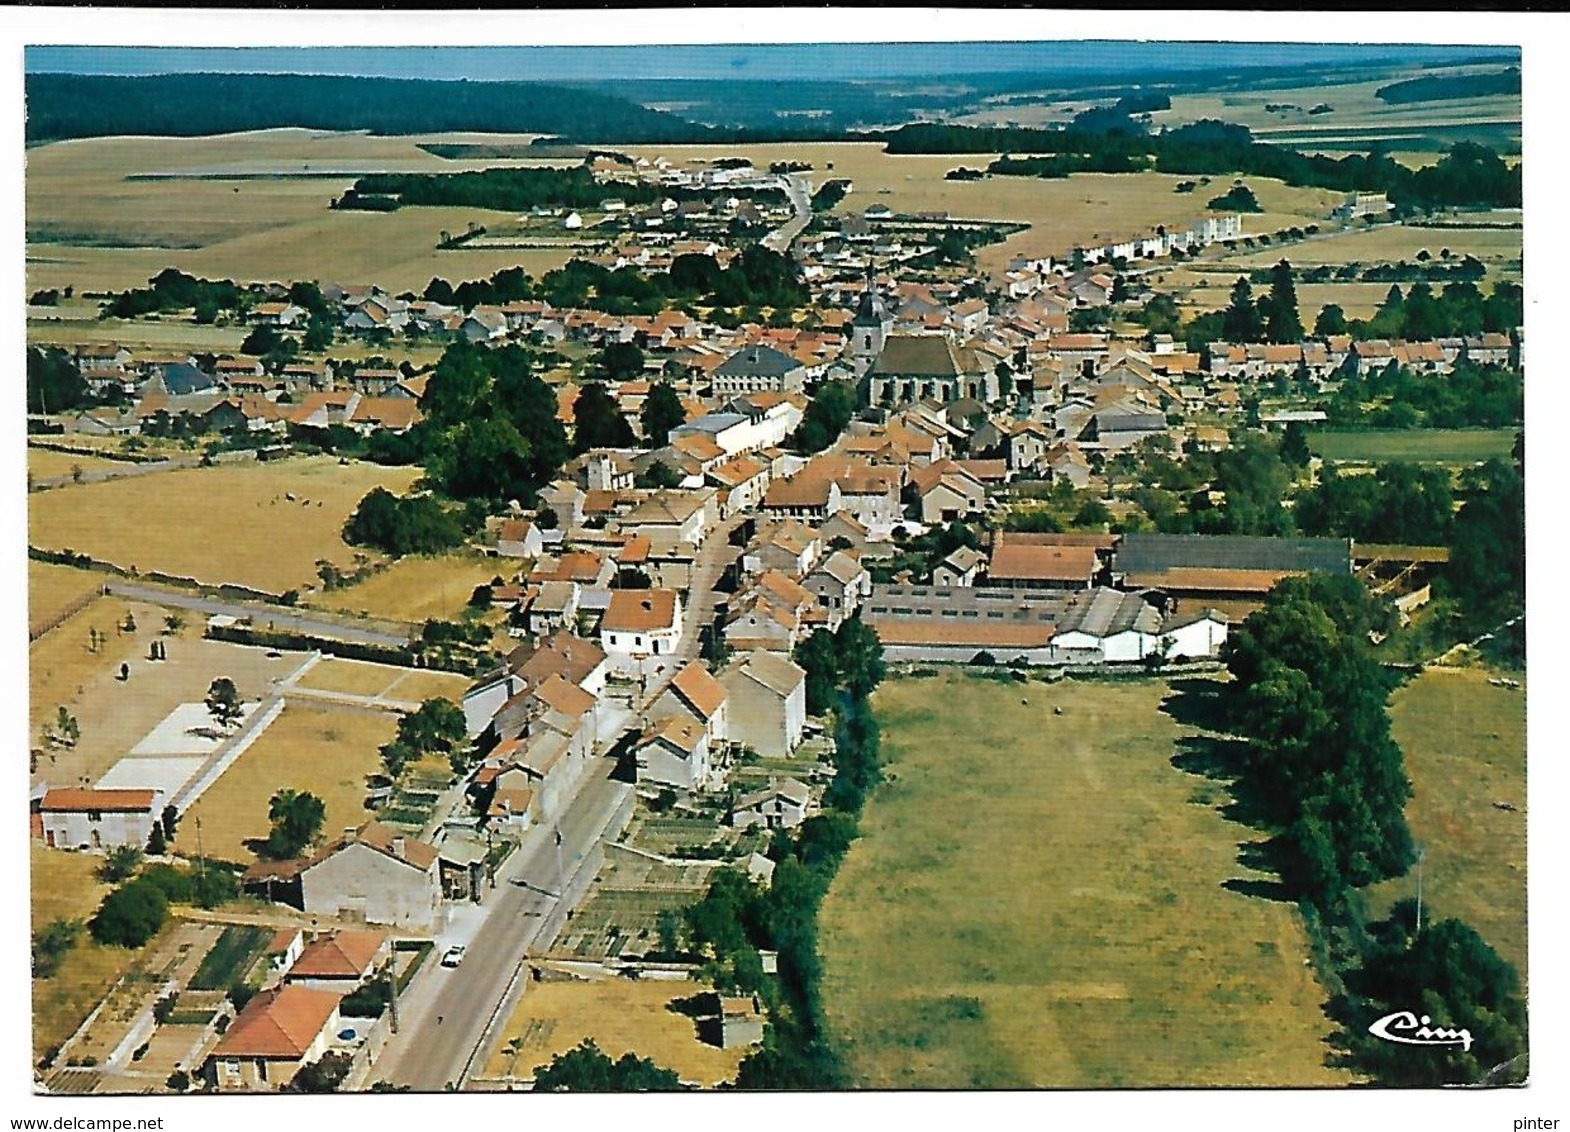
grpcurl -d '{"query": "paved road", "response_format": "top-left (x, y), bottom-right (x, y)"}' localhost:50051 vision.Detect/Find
top-left (371, 762), bottom-right (633, 1091)
top-left (103, 581), bottom-right (415, 648)
top-left (762, 173), bottom-right (813, 254)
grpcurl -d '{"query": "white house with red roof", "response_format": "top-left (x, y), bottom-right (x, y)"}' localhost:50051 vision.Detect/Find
top-left (35, 787), bottom-right (164, 850)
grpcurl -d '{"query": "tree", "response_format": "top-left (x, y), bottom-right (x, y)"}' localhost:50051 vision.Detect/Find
top-left (32, 919), bottom-right (82, 978)
top-left (531, 1039), bottom-right (683, 1092)
top-left (264, 789), bottom-right (326, 860)
top-left (1280, 420), bottom-right (1311, 468)
top-left (571, 382), bottom-right (635, 453)
top-left (27, 347), bottom-right (89, 415)
top-left (640, 381), bottom-right (686, 448)
top-left (1263, 260), bottom-right (1304, 343)
top-left (288, 1052), bottom-right (354, 1093)
top-left (379, 739), bottom-right (417, 781)
top-left (90, 879), bottom-right (168, 948)
top-left (146, 822), bottom-right (167, 856)
top-left (596, 341), bottom-right (645, 383)
top-left (204, 677), bottom-right (243, 730)
top-left (1221, 277), bottom-right (1262, 343)
top-left (635, 459), bottom-right (681, 489)
top-left (793, 381), bottom-right (856, 455)
top-left (1314, 303), bottom-right (1348, 336)
top-left (239, 324), bottom-right (283, 357)
top-left (97, 845), bottom-right (144, 884)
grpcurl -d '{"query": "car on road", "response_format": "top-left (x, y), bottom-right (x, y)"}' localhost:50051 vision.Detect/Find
top-left (441, 945), bottom-right (467, 968)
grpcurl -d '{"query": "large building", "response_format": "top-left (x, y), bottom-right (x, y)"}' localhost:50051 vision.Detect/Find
top-left (867, 334), bottom-right (997, 408)
top-left (711, 344), bottom-right (808, 397)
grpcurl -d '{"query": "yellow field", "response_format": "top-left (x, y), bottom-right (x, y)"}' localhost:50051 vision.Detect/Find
top-left (382, 669), bottom-right (471, 704)
top-left (172, 703), bottom-right (395, 866)
top-left (27, 456), bottom-right (423, 593)
top-left (1364, 667), bottom-right (1527, 980)
top-left (26, 129), bottom-right (592, 294)
top-left (309, 551), bottom-right (507, 624)
top-left (482, 976), bottom-right (748, 1087)
top-left (29, 562), bottom-right (106, 629)
top-left (821, 672), bottom-right (1347, 1088)
top-left (30, 844), bottom-right (140, 1056)
top-left (27, 448), bottom-right (130, 483)
top-left (26, 311), bottom-right (251, 354)
top-left (28, 597), bottom-right (122, 728)
top-left (1219, 221), bottom-right (1521, 272)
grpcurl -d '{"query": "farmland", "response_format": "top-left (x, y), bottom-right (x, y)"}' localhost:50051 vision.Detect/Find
top-left (27, 455), bottom-right (424, 594)
top-left (27, 447), bottom-right (133, 483)
top-left (25, 129), bottom-right (585, 295)
top-left (1363, 666), bottom-right (1527, 980)
top-left (29, 562), bottom-right (105, 629)
top-left (480, 976), bottom-right (748, 1087)
top-left (1309, 429), bottom-right (1518, 465)
top-left (819, 670), bottom-right (1348, 1088)
top-left (171, 703), bottom-right (396, 866)
top-left (293, 656), bottom-right (470, 704)
top-left (308, 551), bottom-right (509, 625)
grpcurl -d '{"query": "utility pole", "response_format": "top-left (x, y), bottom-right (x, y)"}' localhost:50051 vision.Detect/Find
top-left (553, 824), bottom-right (566, 900)
top-left (195, 816), bottom-right (205, 889)
top-left (1414, 844), bottom-right (1426, 936)
top-left (387, 955), bottom-right (400, 1033)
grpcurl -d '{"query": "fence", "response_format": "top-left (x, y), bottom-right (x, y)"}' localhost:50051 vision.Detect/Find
top-left (29, 584), bottom-right (107, 642)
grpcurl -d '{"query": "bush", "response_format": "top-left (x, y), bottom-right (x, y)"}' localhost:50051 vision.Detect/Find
top-left (90, 879), bottom-right (168, 948)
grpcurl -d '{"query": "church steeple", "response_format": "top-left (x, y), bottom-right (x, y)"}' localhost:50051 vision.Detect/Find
top-left (852, 258), bottom-right (892, 360)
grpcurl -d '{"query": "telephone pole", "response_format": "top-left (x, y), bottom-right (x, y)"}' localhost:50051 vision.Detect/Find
top-left (1414, 844), bottom-right (1426, 935)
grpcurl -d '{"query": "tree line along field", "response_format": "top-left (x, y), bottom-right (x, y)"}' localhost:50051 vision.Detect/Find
top-left (818, 670), bottom-right (1348, 1088)
top-left (27, 456), bottom-right (424, 594)
top-left (1361, 666), bottom-right (1527, 982)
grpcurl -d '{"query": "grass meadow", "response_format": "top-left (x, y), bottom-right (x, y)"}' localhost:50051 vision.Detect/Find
top-left (1309, 429), bottom-right (1518, 465)
top-left (1363, 666), bottom-right (1527, 981)
top-left (818, 670), bottom-right (1348, 1088)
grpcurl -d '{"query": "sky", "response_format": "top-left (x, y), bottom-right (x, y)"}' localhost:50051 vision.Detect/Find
top-left (24, 41), bottom-right (1519, 84)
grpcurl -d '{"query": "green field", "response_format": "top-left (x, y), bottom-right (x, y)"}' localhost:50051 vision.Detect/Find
top-left (189, 925), bottom-right (272, 991)
top-left (1309, 429), bottom-right (1518, 464)
top-left (819, 671), bottom-right (1349, 1088)
top-left (1363, 666), bottom-right (1527, 981)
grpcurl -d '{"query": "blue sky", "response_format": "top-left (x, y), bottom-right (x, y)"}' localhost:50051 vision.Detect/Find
top-left (25, 42), bottom-right (1518, 83)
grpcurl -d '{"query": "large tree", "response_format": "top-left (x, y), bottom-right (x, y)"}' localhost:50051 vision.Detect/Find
top-left (27, 347), bottom-right (89, 415)
top-left (90, 879), bottom-right (168, 948)
top-left (792, 381), bottom-right (856, 454)
top-left (204, 678), bottom-right (244, 731)
top-left (531, 1039), bottom-right (683, 1092)
top-left (1263, 259), bottom-right (1304, 344)
top-left (640, 381), bottom-right (686, 448)
top-left (264, 789), bottom-right (327, 860)
top-left (1221, 277), bottom-right (1262, 343)
top-left (572, 382), bottom-right (635, 452)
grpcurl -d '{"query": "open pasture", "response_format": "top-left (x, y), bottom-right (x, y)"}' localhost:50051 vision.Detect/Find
top-left (1363, 666), bottom-right (1527, 979)
top-left (27, 455), bottom-right (423, 593)
top-left (308, 551), bottom-right (509, 625)
top-left (818, 671), bottom-right (1348, 1089)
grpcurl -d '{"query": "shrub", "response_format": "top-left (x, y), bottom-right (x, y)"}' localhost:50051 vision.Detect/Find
top-left (90, 879), bottom-right (168, 948)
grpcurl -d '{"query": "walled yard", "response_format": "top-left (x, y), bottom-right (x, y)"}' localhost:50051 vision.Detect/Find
top-left (818, 670), bottom-right (1350, 1089)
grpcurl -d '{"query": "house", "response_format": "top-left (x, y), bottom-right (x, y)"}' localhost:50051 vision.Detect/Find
top-left (347, 396), bottom-right (422, 436)
top-left (1007, 421), bottom-right (1055, 473)
top-left (803, 550), bottom-right (871, 625)
top-left (285, 929), bottom-right (389, 992)
top-left (984, 536), bottom-right (1100, 590)
top-left (719, 650), bottom-right (808, 757)
top-left (745, 520), bottom-right (823, 577)
top-left (600, 589), bottom-right (684, 679)
top-left (265, 927), bottom-right (306, 976)
top-left (651, 661), bottom-right (729, 744)
top-left (933, 545), bottom-right (988, 587)
top-left (730, 778), bottom-right (811, 831)
top-left (711, 344), bottom-right (808, 397)
top-left (909, 461), bottom-right (987, 525)
top-left (1048, 587), bottom-right (1167, 662)
top-left (634, 715), bottom-right (713, 791)
top-left (36, 788), bottom-right (163, 850)
top-left (206, 985), bottom-right (344, 1092)
top-left (521, 580), bottom-right (581, 637)
top-left (297, 822), bottom-right (443, 932)
top-left (705, 455), bottom-right (772, 518)
top-left (620, 489), bottom-right (717, 549)
top-left (497, 519), bottom-right (544, 559)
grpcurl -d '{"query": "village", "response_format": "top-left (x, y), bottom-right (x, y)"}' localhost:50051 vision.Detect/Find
top-left (26, 105), bottom-right (1526, 1096)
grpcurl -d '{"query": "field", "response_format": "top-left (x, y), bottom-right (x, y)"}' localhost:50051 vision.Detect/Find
top-left (27, 455), bottom-right (424, 593)
top-left (308, 551), bottom-right (508, 624)
top-left (27, 447), bottom-right (133, 483)
top-left (1363, 667), bottom-right (1527, 980)
top-left (25, 129), bottom-right (585, 295)
top-left (481, 976), bottom-right (748, 1087)
top-left (171, 703), bottom-right (396, 866)
top-left (28, 596), bottom-right (133, 734)
top-left (30, 844), bottom-right (139, 1056)
top-left (293, 656), bottom-right (470, 704)
top-left (29, 562), bottom-right (105, 629)
top-left (819, 671), bottom-right (1348, 1089)
top-left (1309, 429), bottom-right (1517, 464)
top-left (621, 142), bottom-right (1339, 276)
top-left (1217, 219), bottom-right (1521, 273)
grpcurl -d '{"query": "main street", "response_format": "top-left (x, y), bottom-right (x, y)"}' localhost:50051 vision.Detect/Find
top-left (371, 761), bottom-right (633, 1090)
top-left (762, 173), bottom-right (813, 254)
